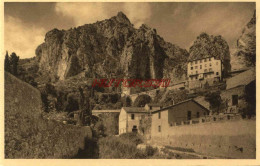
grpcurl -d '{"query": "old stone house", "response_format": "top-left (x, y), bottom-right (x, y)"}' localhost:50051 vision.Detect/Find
top-left (151, 99), bottom-right (210, 138)
top-left (119, 104), bottom-right (161, 134)
top-left (221, 68), bottom-right (255, 114)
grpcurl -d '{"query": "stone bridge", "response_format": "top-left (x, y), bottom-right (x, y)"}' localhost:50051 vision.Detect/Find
top-left (127, 81), bottom-right (186, 103)
top-left (128, 88), bottom-right (160, 103)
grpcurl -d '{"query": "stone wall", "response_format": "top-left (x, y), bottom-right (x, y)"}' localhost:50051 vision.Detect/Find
top-left (5, 72), bottom-right (92, 158)
top-left (151, 119), bottom-right (255, 159)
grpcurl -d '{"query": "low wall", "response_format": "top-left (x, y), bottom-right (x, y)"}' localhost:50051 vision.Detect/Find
top-left (151, 119), bottom-right (256, 158)
top-left (5, 72), bottom-right (92, 158)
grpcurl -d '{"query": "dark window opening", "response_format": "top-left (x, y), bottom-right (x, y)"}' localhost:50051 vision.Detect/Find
top-left (187, 111), bottom-right (191, 120)
top-left (132, 125), bottom-right (138, 132)
top-left (232, 95), bottom-right (238, 106)
top-left (131, 114), bottom-right (135, 120)
top-left (197, 112), bottom-right (200, 118)
top-left (158, 125), bottom-right (161, 132)
top-left (158, 112), bottom-right (161, 119)
top-left (216, 72), bottom-right (219, 75)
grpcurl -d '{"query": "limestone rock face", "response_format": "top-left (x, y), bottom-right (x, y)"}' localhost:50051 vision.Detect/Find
top-left (236, 10), bottom-right (256, 67)
top-left (36, 12), bottom-right (188, 82)
top-left (189, 33), bottom-right (231, 77)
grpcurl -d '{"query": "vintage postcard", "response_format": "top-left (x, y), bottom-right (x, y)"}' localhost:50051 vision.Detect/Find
top-left (0, 0), bottom-right (259, 165)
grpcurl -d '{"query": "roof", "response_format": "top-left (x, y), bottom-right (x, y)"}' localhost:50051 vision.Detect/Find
top-left (152, 99), bottom-right (210, 114)
top-left (146, 103), bottom-right (161, 107)
top-left (122, 107), bottom-right (148, 113)
top-left (92, 110), bottom-right (121, 113)
top-left (226, 68), bottom-right (256, 90)
top-left (188, 56), bottom-right (221, 62)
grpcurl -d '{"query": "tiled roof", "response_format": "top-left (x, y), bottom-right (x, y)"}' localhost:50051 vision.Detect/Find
top-left (226, 68), bottom-right (256, 90)
top-left (146, 103), bottom-right (161, 107)
top-left (152, 99), bottom-right (210, 114)
top-left (122, 107), bottom-right (148, 113)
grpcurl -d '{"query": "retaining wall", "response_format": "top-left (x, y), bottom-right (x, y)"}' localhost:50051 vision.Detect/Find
top-left (151, 119), bottom-right (256, 158)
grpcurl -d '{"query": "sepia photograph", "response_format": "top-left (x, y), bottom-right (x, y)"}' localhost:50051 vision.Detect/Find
top-left (2, 0), bottom-right (257, 163)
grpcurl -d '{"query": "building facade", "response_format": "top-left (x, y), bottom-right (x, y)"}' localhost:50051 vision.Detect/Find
top-left (151, 99), bottom-right (209, 138)
top-left (119, 104), bottom-right (161, 134)
top-left (187, 57), bottom-right (223, 89)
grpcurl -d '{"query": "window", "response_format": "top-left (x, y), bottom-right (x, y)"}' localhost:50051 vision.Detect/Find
top-left (200, 65), bottom-right (202, 69)
top-left (195, 66), bottom-right (198, 69)
top-left (205, 64), bottom-right (207, 67)
top-left (216, 72), bottom-right (219, 75)
top-left (131, 114), bottom-right (135, 120)
top-left (191, 67), bottom-right (193, 70)
top-left (204, 59), bottom-right (207, 62)
top-left (209, 58), bottom-right (211, 61)
top-left (197, 112), bottom-right (200, 118)
top-left (209, 68), bottom-right (212, 71)
top-left (196, 71), bottom-right (198, 74)
top-left (195, 76), bottom-right (198, 79)
top-left (158, 112), bottom-right (161, 119)
top-left (205, 75), bottom-right (207, 78)
top-left (158, 126), bottom-right (161, 132)
top-left (209, 63), bottom-right (212, 67)
top-left (204, 69), bottom-right (208, 72)
top-left (195, 60), bottom-right (198, 64)
top-left (232, 95), bottom-right (238, 106)
top-left (170, 123), bottom-right (173, 126)
top-left (187, 111), bottom-right (191, 120)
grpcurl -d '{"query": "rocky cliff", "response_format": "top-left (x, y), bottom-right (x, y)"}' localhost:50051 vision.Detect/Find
top-left (36, 12), bottom-right (189, 83)
top-left (189, 33), bottom-right (231, 77)
top-left (236, 10), bottom-right (256, 67)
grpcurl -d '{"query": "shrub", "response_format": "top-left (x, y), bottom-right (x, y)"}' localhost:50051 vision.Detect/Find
top-left (119, 132), bottom-right (143, 145)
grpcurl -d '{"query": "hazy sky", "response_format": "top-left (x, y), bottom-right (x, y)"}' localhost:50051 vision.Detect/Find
top-left (4, 2), bottom-right (255, 58)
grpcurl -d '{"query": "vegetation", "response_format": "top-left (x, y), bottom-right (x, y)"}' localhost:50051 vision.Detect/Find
top-left (204, 91), bottom-right (223, 113)
top-left (133, 94), bottom-right (151, 107)
top-left (93, 113), bottom-right (119, 136)
top-left (163, 89), bottom-right (189, 107)
top-left (5, 51), bottom-right (20, 76)
top-left (139, 115), bottom-right (152, 135)
top-left (97, 133), bottom-right (162, 159)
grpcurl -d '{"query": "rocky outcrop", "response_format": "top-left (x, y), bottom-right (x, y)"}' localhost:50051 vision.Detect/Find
top-left (189, 33), bottom-right (231, 77)
top-left (236, 10), bottom-right (256, 67)
top-left (36, 12), bottom-right (188, 82)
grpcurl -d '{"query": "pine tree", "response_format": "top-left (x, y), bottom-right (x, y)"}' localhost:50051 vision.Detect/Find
top-left (10, 52), bottom-right (19, 76)
top-left (4, 51), bottom-right (10, 72)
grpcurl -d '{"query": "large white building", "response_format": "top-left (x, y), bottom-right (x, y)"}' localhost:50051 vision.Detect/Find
top-left (187, 56), bottom-right (223, 89)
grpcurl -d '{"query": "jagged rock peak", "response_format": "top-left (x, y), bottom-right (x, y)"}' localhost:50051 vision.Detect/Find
top-left (115, 11), bottom-right (131, 25)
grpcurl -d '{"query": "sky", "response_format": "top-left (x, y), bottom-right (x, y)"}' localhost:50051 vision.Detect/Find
top-left (4, 2), bottom-right (255, 59)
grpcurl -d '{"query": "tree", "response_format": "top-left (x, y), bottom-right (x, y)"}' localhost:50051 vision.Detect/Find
top-left (243, 80), bottom-right (256, 118)
top-left (139, 115), bottom-right (152, 135)
top-left (9, 52), bottom-right (19, 76)
top-left (133, 94), bottom-right (151, 107)
top-left (4, 51), bottom-right (10, 72)
top-left (204, 91), bottom-right (223, 113)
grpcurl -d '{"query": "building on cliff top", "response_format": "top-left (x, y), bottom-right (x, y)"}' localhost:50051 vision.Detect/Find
top-left (187, 56), bottom-right (223, 89)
